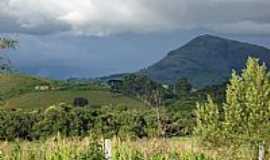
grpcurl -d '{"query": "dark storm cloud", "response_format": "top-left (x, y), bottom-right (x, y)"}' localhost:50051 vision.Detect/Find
top-left (0, 0), bottom-right (269, 35)
top-left (2, 0), bottom-right (270, 79)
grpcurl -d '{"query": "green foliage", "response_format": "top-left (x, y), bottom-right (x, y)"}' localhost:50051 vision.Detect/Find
top-left (175, 78), bottom-right (192, 97)
top-left (194, 96), bottom-right (220, 146)
top-left (74, 139), bottom-right (105, 160)
top-left (119, 74), bottom-right (175, 106)
top-left (122, 74), bottom-right (157, 95)
top-left (0, 103), bottom-right (194, 140)
top-left (0, 137), bottom-right (216, 160)
top-left (177, 152), bottom-right (211, 160)
top-left (113, 143), bottom-right (212, 160)
top-left (224, 58), bottom-right (270, 142)
top-left (87, 149), bottom-right (212, 160)
top-left (194, 83), bottom-right (226, 104)
top-left (195, 57), bottom-right (270, 148)
top-left (0, 110), bottom-right (38, 140)
top-left (11, 142), bottom-right (22, 160)
top-left (113, 145), bottom-right (144, 160)
top-left (0, 151), bottom-right (4, 160)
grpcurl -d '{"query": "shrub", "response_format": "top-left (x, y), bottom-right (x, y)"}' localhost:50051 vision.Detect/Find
top-left (73, 97), bottom-right (89, 107)
top-left (0, 150), bottom-right (4, 160)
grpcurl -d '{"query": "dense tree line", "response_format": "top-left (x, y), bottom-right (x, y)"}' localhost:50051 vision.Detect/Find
top-left (109, 74), bottom-right (196, 107)
top-left (0, 103), bottom-right (194, 141)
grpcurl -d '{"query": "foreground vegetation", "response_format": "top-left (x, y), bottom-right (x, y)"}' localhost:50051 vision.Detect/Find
top-left (0, 136), bottom-right (258, 160)
top-left (0, 136), bottom-right (264, 160)
top-left (195, 58), bottom-right (270, 159)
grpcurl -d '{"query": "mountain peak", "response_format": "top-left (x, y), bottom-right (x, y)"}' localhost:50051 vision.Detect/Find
top-left (168, 34), bottom-right (232, 57)
top-left (200, 34), bottom-right (224, 38)
top-left (143, 35), bottom-right (270, 88)
top-left (188, 34), bottom-right (231, 45)
top-left (195, 34), bottom-right (222, 40)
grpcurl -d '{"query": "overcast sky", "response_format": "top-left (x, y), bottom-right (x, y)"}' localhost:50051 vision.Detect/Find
top-left (1, 0), bottom-right (270, 79)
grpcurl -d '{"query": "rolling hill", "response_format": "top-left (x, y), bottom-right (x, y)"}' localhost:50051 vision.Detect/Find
top-left (0, 74), bottom-right (50, 100)
top-left (2, 90), bottom-right (145, 111)
top-left (142, 34), bottom-right (270, 87)
top-left (0, 74), bottom-right (146, 111)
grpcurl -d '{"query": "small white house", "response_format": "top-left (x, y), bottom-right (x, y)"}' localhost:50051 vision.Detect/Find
top-left (35, 85), bottom-right (50, 91)
top-left (162, 84), bottom-right (169, 89)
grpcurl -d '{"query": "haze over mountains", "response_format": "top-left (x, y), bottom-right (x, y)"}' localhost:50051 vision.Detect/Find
top-left (142, 34), bottom-right (270, 87)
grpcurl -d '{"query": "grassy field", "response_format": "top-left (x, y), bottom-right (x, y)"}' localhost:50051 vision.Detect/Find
top-left (2, 90), bottom-right (146, 110)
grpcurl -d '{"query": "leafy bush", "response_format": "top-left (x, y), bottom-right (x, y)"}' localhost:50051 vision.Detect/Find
top-left (0, 151), bottom-right (4, 160)
top-left (73, 97), bottom-right (89, 107)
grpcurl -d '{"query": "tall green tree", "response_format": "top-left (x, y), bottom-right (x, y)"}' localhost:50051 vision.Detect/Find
top-left (195, 57), bottom-right (270, 147)
top-left (194, 96), bottom-right (220, 145)
top-left (224, 58), bottom-right (270, 142)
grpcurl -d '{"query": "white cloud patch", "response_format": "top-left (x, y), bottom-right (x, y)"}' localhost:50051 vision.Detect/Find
top-left (0, 0), bottom-right (270, 35)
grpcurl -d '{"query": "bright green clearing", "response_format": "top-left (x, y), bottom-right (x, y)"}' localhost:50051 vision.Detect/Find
top-left (1, 90), bottom-right (145, 111)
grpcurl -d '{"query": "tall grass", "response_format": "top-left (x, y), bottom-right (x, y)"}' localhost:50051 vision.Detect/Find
top-left (0, 135), bottom-right (90, 160)
top-left (112, 138), bottom-right (212, 160)
top-left (0, 136), bottom-right (262, 160)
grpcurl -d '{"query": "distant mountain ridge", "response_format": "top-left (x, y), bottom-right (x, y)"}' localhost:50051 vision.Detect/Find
top-left (141, 34), bottom-right (270, 88)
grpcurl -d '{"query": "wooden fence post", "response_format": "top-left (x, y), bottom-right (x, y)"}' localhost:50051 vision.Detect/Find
top-left (105, 139), bottom-right (112, 160)
top-left (258, 143), bottom-right (265, 160)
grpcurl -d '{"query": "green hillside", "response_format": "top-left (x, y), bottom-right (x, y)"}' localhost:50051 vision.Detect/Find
top-left (2, 90), bottom-right (145, 111)
top-left (0, 74), bottom-right (146, 111)
top-left (0, 74), bottom-right (50, 100)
